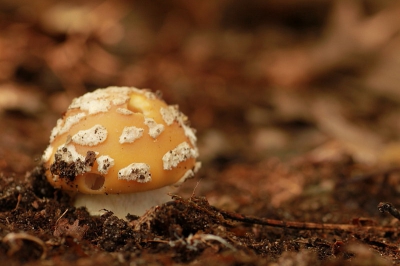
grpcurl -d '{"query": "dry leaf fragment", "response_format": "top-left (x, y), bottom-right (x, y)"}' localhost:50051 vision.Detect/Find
top-left (53, 218), bottom-right (89, 240)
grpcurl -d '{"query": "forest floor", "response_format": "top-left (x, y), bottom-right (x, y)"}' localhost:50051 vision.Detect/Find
top-left (1, 0), bottom-right (400, 265)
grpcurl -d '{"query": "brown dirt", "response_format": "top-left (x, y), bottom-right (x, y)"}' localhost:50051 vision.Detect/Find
top-left (2, 0), bottom-right (400, 265)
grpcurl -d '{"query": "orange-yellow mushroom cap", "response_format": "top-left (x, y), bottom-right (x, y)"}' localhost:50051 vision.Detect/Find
top-left (42, 87), bottom-right (200, 216)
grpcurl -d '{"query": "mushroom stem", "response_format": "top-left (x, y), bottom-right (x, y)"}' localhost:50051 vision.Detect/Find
top-left (74, 186), bottom-right (172, 219)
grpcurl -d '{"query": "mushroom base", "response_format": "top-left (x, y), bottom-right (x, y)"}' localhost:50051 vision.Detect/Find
top-left (73, 186), bottom-right (173, 219)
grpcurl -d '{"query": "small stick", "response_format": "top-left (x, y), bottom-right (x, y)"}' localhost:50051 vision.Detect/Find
top-left (211, 206), bottom-right (397, 233)
top-left (55, 209), bottom-right (69, 225)
top-left (13, 194), bottom-right (21, 211)
top-left (378, 202), bottom-right (400, 220)
top-left (191, 178), bottom-right (202, 199)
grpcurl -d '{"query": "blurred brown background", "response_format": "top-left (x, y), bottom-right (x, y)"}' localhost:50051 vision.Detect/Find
top-left (1, 0), bottom-right (400, 176)
top-left (2, 1), bottom-right (400, 264)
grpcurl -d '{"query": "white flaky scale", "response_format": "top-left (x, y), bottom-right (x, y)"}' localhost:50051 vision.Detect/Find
top-left (118, 162), bottom-right (151, 183)
top-left (116, 108), bottom-right (134, 115)
top-left (160, 105), bottom-right (180, 125)
top-left (42, 145), bottom-right (54, 163)
top-left (42, 86), bottom-right (200, 219)
top-left (96, 155), bottom-right (115, 175)
top-left (58, 112), bottom-right (86, 136)
top-left (71, 124), bottom-right (108, 146)
top-left (162, 142), bottom-right (198, 170)
top-left (144, 117), bottom-right (164, 138)
top-left (160, 105), bottom-right (197, 146)
top-left (55, 144), bottom-right (85, 165)
top-left (119, 126), bottom-right (144, 144)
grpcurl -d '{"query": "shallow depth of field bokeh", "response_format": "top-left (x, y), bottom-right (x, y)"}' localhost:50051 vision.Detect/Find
top-left (2, 0), bottom-right (400, 265)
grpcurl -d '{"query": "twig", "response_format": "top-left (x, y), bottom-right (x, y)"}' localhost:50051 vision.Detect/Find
top-left (378, 202), bottom-right (400, 220)
top-left (210, 206), bottom-right (398, 233)
top-left (55, 209), bottom-right (69, 225)
top-left (191, 178), bottom-right (202, 199)
top-left (13, 194), bottom-right (21, 211)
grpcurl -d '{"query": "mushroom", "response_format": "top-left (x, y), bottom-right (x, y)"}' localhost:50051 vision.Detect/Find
top-left (42, 87), bottom-right (201, 218)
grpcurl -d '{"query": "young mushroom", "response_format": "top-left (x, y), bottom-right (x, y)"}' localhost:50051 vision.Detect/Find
top-left (42, 87), bottom-right (201, 218)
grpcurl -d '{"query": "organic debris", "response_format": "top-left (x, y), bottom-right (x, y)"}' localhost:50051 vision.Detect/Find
top-left (2, 0), bottom-right (400, 265)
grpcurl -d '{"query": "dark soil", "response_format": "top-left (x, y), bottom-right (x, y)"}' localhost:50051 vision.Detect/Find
top-left (2, 1), bottom-right (400, 265)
